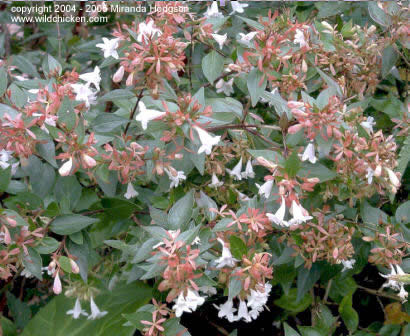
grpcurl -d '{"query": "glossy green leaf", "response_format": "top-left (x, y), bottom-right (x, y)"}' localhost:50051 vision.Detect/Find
top-left (50, 215), bottom-right (99, 235)
top-left (21, 282), bottom-right (152, 336)
top-left (202, 50), bottom-right (224, 84)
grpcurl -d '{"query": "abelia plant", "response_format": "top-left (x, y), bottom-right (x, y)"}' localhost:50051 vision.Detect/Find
top-left (0, 1), bottom-right (409, 336)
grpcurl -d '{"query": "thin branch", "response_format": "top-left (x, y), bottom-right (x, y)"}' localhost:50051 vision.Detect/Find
top-left (124, 88), bottom-right (144, 135)
top-left (356, 284), bottom-right (402, 301)
top-left (323, 279), bottom-right (332, 303)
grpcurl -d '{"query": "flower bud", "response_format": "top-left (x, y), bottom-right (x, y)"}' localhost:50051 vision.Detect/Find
top-left (53, 272), bottom-right (62, 295)
top-left (112, 66), bottom-right (124, 83)
top-left (70, 259), bottom-right (80, 274)
top-left (126, 73), bottom-right (134, 86)
top-left (82, 153), bottom-right (96, 168)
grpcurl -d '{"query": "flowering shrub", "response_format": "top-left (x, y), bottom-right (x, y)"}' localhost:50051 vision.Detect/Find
top-left (0, 1), bottom-right (409, 336)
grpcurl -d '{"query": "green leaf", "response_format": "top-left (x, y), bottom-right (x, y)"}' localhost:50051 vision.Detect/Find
top-left (101, 198), bottom-right (138, 220)
top-left (339, 294), bottom-right (359, 332)
top-left (261, 90), bottom-right (290, 117)
top-left (360, 201), bottom-right (388, 226)
top-left (396, 201), bottom-right (410, 224)
top-left (397, 135), bottom-right (410, 176)
top-left (59, 256), bottom-right (72, 273)
top-left (229, 236), bottom-right (247, 260)
top-left (247, 68), bottom-right (267, 107)
top-left (315, 67), bottom-right (343, 97)
top-left (275, 288), bottom-right (312, 313)
top-left (35, 237), bottom-right (59, 254)
top-left (57, 96), bottom-right (76, 130)
top-left (228, 276), bottom-right (242, 300)
top-left (298, 162), bottom-right (336, 182)
top-left (100, 89), bottom-right (135, 102)
top-left (11, 55), bottom-right (40, 78)
top-left (202, 50), bottom-right (224, 84)
top-left (21, 282), bottom-right (152, 336)
top-left (237, 16), bottom-right (264, 30)
top-left (0, 166), bottom-right (11, 192)
top-left (284, 323), bottom-right (301, 336)
top-left (328, 276), bottom-right (357, 303)
top-left (313, 304), bottom-right (337, 335)
top-left (92, 113), bottom-right (129, 133)
top-left (50, 215), bottom-right (99, 235)
top-left (297, 264), bottom-right (321, 302)
top-left (368, 2), bottom-right (392, 27)
top-left (248, 149), bottom-right (284, 163)
top-left (23, 247), bottom-right (43, 280)
top-left (284, 151), bottom-right (301, 178)
top-left (43, 54), bottom-right (62, 76)
top-left (0, 103), bottom-right (19, 119)
top-left (382, 45), bottom-right (399, 78)
top-left (36, 140), bottom-right (58, 168)
top-left (0, 66), bottom-right (8, 96)
top-left (6, 292), bottom-right (31, 329)
top-left (0, 316), bottom-right (17, 336)
top-left (168, 190), bottom-right (194, 230)
top-left (297, 326), bottom-right (323, 336)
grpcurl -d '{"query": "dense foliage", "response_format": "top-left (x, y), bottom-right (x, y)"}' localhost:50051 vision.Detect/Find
top-left (0, 1), bottom-right (409, 335)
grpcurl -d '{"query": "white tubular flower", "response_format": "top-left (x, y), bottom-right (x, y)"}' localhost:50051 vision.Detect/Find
top-left (185, 289), bottom-right (206, 311)
top-left (241, 160), bottom-right (255, 179)
top-left (360, 116), bottom-right (375, 134)
top-left (71, 83), bottom-right (97, 108)
top-left (205, 2), bottom-right (222, 18)
top-left (209, 173), bottom-right (223, 189)
top-left (381, 264), bottom-right (409, 302)
top-left (165, 168), bottom-right (186, 189)
top-left (137, 19), bottom-right (162, 43)
top-left (288, 201), bottom-right (312, 226)
top-left (267, 197), bottom-right (289, 227)
top-left (213, 300), bottom-right (237, 322)
top-left (79, 66), bottom-right (101, 91)
top-left (238, 31), bottom-right (258, 43)
top-left (366, 167), bottom-right (374, 184)
top-left (67, 299), bottom-right (88, 319)
top-left (226, 158), bottom-right (243, 180)
top-left (256, 179), bottom-right (274, 199)
top-left (294, 29), bottom-right (307, 48)
top-left (247, 283), bottom-right (272, 311)
top-left (236, 300), bottom-right (252, 322)
top-left (96, 37), bottom-right (119, 59)
top-left (211, 33), bottom-right (227, 50)
top-left (58, 158), bottom-right (73, 176)
top-left (88, 297), bottom-right (108, 320)
top-left (215, 78), bottom-right (234, 96)
top-left (173, 293), bottom-right (192, 318)
top-left (399, 285), bottom-right (408, 302)
top-left (341, 259), bottom-right (356, 272)
top-left (301, 142), bottom-right (317, 164)
top-left (124, 182), bottom-right (138, 199)
top-left (194, 126), bottom-right (221, 155)
top-left (0, 150), bottom-right (13, 165)
top-left (381, 264), bottom-right (401, 291)
top-left (231, 1), bottom-right (249, 14)
top-left (249, 305), bottom-right (263, 320)
top-left (135, 101), bottom-right (166, 130)
top-left (215, 238), bottom-right (238, 268)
